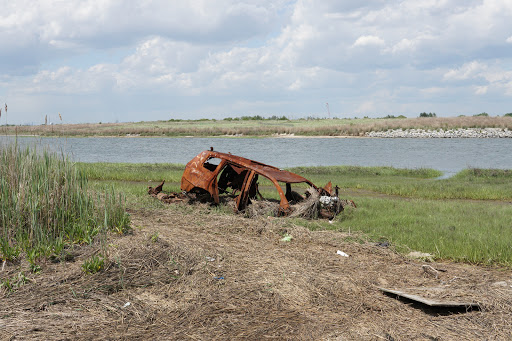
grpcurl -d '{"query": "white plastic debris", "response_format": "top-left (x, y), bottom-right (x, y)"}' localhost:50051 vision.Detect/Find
top-left (320, 196), bottom-right (339, 206)
top-left (206, 257), bottom-right (215, 262)
top-left (122, 302), bottom-right (131, 308)
top-left (407, 251), bottom-right (434, 262)
top-left (280, 234), bottom-right (293, 242)
top-left (336, 250), bottom-right (349, 257)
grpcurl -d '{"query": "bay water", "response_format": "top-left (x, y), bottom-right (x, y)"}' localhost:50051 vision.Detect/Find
top-left (2, 136), bottom-right (511, 177)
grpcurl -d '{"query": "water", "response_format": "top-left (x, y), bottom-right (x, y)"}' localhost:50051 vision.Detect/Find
top-left (1, 136), bottom-right (511, 177)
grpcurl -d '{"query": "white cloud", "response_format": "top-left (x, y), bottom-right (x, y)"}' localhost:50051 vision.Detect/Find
top-left (444, 61), bottom-right (487, 81)
top-left (443, 60), bottom-right (512, 97)
top-left (28, 64), bottom-right (117, 95)
top-left (2, 0), bottom-right (512, 124)
top-left (474, 86), bottom-right (488, 95)
top-left (388, 38), bottom-right (416, 53)
top-left (0, 0), bottom-right (285, 75)
top-left (352, 35), bottom-right (385, 47)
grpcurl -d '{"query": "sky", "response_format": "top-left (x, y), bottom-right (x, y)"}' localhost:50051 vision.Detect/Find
top-left (0, 0), bottom-right (511, 125)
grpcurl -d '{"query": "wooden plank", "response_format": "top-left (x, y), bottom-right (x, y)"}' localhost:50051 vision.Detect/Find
top-left (379, 287), bottom-right (480, 309)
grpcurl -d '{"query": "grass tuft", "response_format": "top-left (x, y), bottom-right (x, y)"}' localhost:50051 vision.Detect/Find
top-left (81, 255), bottom-right (105, 274)
top-left (0, 144), bottom-right (130, 262)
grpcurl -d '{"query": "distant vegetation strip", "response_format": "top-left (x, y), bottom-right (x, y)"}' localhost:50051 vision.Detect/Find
top-left (287, 165), bottom-right (442, 178)
top-left (77, 162), bottom-right (184, 182)
top-left (4, 116), bottom-right (512, 137)
top-left (0, 145), bottom-right (130, 265)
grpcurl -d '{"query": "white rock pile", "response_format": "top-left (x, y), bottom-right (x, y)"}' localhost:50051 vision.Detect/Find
top-left (366, 128), bottom-right (512, 138)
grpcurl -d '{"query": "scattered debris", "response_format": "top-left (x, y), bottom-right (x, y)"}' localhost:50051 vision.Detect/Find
top-left (422, 265), bottom-right (439, 279)
top-left (376, 241), bottom-right (390, 248)
top-left (148, 180), bottom-right (165, 196)
top-left (407, 251), bottom-right (434, 262)
top-left (148, 181), bottom-right (187, 204)
top-left (280, 234), bottom-right (293, 242)
top-left (379, 287), bottom-right (481, 311)
top-left (122, 302), bottom-right (131, 309)
top-left (492, 281), bottom-right (509, 287)
top-left (337, 250), bottom-right (349, 257)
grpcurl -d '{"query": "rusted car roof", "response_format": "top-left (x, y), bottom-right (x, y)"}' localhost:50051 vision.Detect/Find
top-left (211, 151), bottom-right (313, 184)
top-left (182, 150), bottom-right (315, 186)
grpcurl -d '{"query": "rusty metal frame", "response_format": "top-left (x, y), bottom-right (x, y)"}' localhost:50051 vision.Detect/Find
top-left (181, 149), bottom-right (332, 215)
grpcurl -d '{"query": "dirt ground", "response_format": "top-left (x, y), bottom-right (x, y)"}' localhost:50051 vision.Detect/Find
top-left (1, 204), bottom-right (512, 340)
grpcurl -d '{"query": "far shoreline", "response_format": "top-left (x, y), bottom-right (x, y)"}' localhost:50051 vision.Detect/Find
top-left (2, 133), bottom-right (370, 139)
top-left (1, 116), bottom-right (511, 139)
top-left (1, 133), bottom-right (510, 139)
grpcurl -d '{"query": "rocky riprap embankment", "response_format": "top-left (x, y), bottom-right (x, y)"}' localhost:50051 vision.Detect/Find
top-left (366, 127), bottom-right (512, 138)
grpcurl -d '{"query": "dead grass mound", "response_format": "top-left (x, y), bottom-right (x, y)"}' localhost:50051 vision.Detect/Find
top-left (244, 200), bottom-right (280, 218)
top-left (2, 207), bottom-right (512, 340)
top-left (289, 187), bottom-right (321, 218)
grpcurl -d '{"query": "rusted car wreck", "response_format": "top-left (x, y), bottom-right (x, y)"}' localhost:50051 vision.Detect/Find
top-left (180, 149), bottom-right (349, 217)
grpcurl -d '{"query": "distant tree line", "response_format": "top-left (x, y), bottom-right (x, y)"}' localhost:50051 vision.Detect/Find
top-left (380, 114), bottom-right (406, 119)
top-left (166, 112), bottom-right (511, 122)
top-left (223, 115), bottom-right (289, 121)
top-left (457, 113), bottom-right (511, 117)
top-left (167, 115), bottom-right (289, 122)
top-left (419, 112), bottom-right (437, 118)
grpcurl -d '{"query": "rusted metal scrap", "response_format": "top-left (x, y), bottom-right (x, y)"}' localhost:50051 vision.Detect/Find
top-left (148, 180), bottom-right (187, 204)
top-left (148, 180), bottom-right (166, 196)
top-left (180, 149), bottom-right (353, 217)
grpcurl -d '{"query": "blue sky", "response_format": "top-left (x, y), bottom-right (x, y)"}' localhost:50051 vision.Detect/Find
top-left (1, 0), bottom-right (511, 124)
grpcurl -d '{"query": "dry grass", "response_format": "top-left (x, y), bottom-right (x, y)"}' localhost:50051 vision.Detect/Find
top-left (289, 187), bottom-right (321, 218)
top-left (244, 199), bottom-right (280, 218)
top-left (5, 116), bottom-right (512, 137)
top-left (2, 205), bottom-right (512, 340)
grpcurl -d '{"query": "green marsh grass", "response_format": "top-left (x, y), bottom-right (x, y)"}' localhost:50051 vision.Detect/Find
top-left (0, 144), bottom-right (130, 262)
top-left (331, 196), bottom-right (512, 265)
top-left (289, 165), bottom-right (512, 200)
top-left (77, 162), bottom-right (184, 182)
top-left (81, 254), bottom-right (105, 274)
top-left (78, 162), bottom-right (512, 265)
top-left (78, 162), bottom-right (184, 208)
top-left (0, 271), bottom-right (29, 292)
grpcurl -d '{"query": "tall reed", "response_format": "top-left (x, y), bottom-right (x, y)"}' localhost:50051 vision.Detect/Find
top-left (0, 144), bottom-right (130, 261)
